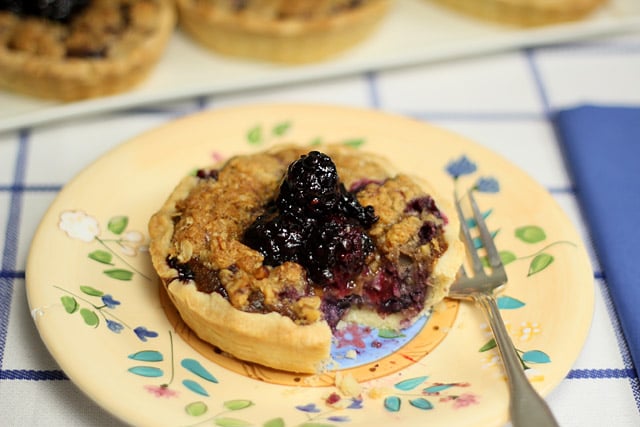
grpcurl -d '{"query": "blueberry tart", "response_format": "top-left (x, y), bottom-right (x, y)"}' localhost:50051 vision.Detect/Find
top-left (175, 0), bottom-right (393, 63)
top-left (149, 145), bottom-right (463, 373)
top-left (0, 0), bottom-right (176, 100)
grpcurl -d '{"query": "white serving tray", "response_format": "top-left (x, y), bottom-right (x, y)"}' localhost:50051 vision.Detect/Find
top-left (1, 0), bottom-right (639, 132)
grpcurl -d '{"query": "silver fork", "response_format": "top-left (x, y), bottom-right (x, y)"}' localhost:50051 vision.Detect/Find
top-left (449, 190), bottom-right (560, 427)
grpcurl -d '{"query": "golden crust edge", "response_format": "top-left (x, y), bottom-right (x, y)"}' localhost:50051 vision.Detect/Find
top-left (167, 282), bottom-right (333, 374)
top-left (428, 0), bottom-right (608, 27)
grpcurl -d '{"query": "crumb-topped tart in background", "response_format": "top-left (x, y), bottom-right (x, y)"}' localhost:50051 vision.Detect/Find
top-left (0, 0), bottom-right (176, 101)
top-left (149, 145), bottom-right (463, 373)
top-left (175, 0), bottom-right (393, 63)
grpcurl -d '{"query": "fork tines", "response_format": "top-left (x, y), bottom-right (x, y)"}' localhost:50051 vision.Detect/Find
top-left (455, 190), bottom-right (505, 281)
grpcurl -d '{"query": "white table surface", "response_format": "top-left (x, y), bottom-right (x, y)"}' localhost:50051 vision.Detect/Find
top-left (1, 11), bottom-right (640, 427)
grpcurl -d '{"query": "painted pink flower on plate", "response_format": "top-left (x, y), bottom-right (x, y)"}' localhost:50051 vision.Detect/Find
top-left (144, 385), bottom-right (178, 398)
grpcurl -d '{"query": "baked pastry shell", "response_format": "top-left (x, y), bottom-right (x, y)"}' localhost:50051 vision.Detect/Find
top-left (0, 0), bottom-right (176, 101)
top-left (175, 0), bottom-right (393, 63)
top-left (148, 145), bottom-right (463, 374)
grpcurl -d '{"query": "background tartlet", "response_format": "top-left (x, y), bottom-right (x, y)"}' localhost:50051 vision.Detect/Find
top-left (0, 0), bottom-right (176, 101)
top-left (175, 0), bottom-right (393, 63)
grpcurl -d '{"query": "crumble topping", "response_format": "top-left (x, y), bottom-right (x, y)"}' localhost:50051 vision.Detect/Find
top-left (164, 147), bottom-right (449, 330)
top-left (0, 0), bottom-right (163, 59)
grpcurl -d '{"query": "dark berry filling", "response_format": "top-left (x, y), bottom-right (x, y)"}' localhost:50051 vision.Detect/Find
top-left (349, 177), bottom-right (385, 193)
top-left (363, 261), bottom-right (429, 316)
top-left (242, 151), bottom-right (381, 327)
top-left (167, 255), bottom-right (228, 300)
top-left (321, 295), bottom-right (363, 330)
top-left (0, 0), bottom-right (89, 21)
top-left (305, 214), bottom-right (374, 288)
top-left (195, 168), bottom-right (220, 180)
top-left (166, 255), bottom-right (194, 282)
top-left (2, 1), bottom-right (142, 59)
top-left (243, 151), bottom-right (377, 287)
top-left (406, 195), bottom-right (448, 224)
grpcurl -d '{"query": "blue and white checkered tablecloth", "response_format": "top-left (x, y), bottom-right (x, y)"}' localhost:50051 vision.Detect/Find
top-left (1, 29), bottom-right (640, 426)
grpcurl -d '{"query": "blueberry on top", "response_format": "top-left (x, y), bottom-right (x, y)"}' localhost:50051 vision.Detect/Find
top-left (243, 151), bottom-right (378, 289)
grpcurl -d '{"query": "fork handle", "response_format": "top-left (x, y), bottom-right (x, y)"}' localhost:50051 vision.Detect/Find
top-left (476, 293), bottom-right (561, 427)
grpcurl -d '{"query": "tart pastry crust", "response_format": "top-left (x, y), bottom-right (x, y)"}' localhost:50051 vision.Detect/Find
top-left (0, 0), bottom-right (176, 100)
top-left (149, 145), bottom-right (463, 373)
top-left (428, 0), bottom-right (608, 26)
top-left (175, 0), bottom-right (393, 63)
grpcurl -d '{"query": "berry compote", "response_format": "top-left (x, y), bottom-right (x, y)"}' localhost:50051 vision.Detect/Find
top-left (243, 151), bottom-right (377, 292)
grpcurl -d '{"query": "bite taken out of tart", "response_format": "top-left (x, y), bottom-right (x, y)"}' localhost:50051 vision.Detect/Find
top-left (0, 0), bottom-right (176, 101)
top-left (148, 145), bottom-right (464, 373)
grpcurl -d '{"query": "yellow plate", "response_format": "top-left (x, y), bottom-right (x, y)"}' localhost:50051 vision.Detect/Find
top-left (26, 104), bottom-right (594, 427)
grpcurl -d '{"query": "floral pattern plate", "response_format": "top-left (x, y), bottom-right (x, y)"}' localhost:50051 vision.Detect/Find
top-left (26, 104), bottom-right (594, 427)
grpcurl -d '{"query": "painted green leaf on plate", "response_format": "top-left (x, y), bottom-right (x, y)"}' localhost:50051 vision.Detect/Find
top-left (515, 225), bottom-right (546, 244)
top-left (79, 308), bottom-right (99, 327)
top-left (378, 329), bottom-right (405, 339)
top-left (410, 398), bottom-right (434, 410)
top-left (60, 295), bottom-right (78, 313)
top-left (342, 138), bottom-right (365, 148)
top-left (522, 350), bottom-right (551, 364)
top-left (309, 137), bottom-right (323, 146)
top-left (384, 396), bottom-right (401, 412)
top-left (181, 358), bottom-right (218, 383)
top-left (215, 417), bottom-right (252, 427)
top-left (88, 250), bottom-right (113, 265)
top-left (80, 285), bottom-right (103, 297)
top-left (247, 126), bottom-right (262, 145)
top-left (108, 216), bottom-right (128, 235)
top-left (128, 350), bottom-right (163, 362)
top-left (528, 253), bottom-right (554, 276)
top-left (185, 401), bottom-right (208, 417)
top-left (395, 376), bottom-right (428, 391)
top-left (103, 269), bottom-right (134, 281)
top-left (183, 379), bottom-right (209, 396)
top-left (263, 418), bottom-right (285, 427)
top-left (499, 250), bottom-right (517, 265)
top-left (224, 400), bottom-right (253, 411)
top-left (482, 250), bottom-right (516, 268)
top-left (480, 338), bottom-right (497, 352)
top-left (467, 209), bottom-right (492, 228)
top-left (473, 230), bottom-right (499, 249)
top-left (497, 296), bottom-right (525, 309)
top-left (423, 384), bottom-right (454, 394)
top-left (128, 366), bottom-right (163, 377)
top-left (272, 122), bottom-right (291, 136)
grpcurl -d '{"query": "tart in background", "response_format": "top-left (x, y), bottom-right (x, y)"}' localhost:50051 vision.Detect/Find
top-left (427, 0), bottom-right (609, 27)
top-left (175, 0), bottom-right (393, 63)
top-left (0, 0), bottom-right (176, 101)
